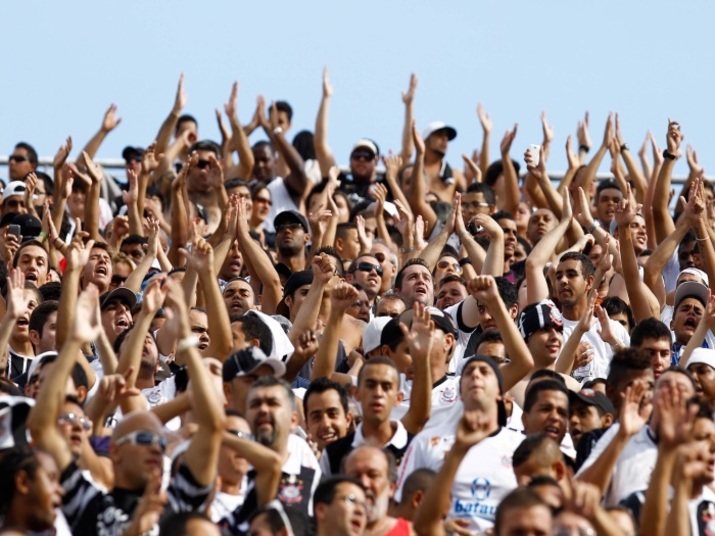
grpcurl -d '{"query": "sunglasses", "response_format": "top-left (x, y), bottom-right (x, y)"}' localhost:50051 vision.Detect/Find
top-left (226, 429), bottom-right (253, 440)
top-left (276, 222), bottom-right (304, 233)
top-left (437, 260), bottom-right (462, 272)
top-left (353, 262), bottom-right (383, 276)
top-left (58, 412), bottom-right (92, 432)
top-left (111, 275), bottom-right (127, 286)
top-left (254, 197), bottom-right (272, 206)
top-left (9, 155), bottom-right (28, 163)
top-left (196, 159), bottom-right (211, 170)
top-left (115, 430), bottom-right (167, 452)
top-left (351, 150), bottom-right (374, 161)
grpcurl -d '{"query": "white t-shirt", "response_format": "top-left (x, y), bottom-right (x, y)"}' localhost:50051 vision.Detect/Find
top-left (391, 375), bottom-right (462, 432)
top-left (445, 301), bottom-right (478, 374)
top-left (396, 423), bottom-right (523, 533)
top-left (562, 317), bottom-right (630, 381)
top-left (576, 423), bottom-right (657, 506)
top-left (210, 484), bottom-right (247, 523)
top-left (265, 177), bottom-right (299, 233)
top-left (689, 485), bottom-right (715, 535)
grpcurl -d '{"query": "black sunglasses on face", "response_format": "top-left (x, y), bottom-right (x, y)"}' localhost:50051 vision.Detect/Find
top-left (9, 155), bottom-right (27, 163)
top-left (196, 159), bottom-right (211, 170)
top-left (351, 150), bottom-right (374, 161)
top-left (353, 262), bottom-right (383, 276)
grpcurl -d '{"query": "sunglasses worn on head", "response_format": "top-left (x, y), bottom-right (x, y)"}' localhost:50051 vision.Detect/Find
top-left (353, 262), bottom-right (383, 276)
top-left (115, 430), bottom-right (167, 452)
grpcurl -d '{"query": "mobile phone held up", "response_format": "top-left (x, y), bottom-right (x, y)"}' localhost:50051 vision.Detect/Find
top-left (526, 144), bottom-right (540, 167)
top-left (7, 224), bottom-right (21, 237)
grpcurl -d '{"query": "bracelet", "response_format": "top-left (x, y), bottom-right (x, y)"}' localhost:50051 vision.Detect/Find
top-left (38, 231), bottom-right (48, 243)
top-left (587, 221), bottom-right (600, 234)
top-left (272, 126), bottom-right (283, 135)
top-left (53, 237), bottom-right (64, 248)
top-left (459, 257), bottom-right (472, 267)
top-left (696, 235), bottom-right (709, 242)
top-left (620, 143), bottom-right (628, 152)
top-left (579, 144), bottom-right (590, 153)
top-left (400, 246), bottom-right (414, 254)
top-left (663, 150), bottom-right (677, 161)
top-left (177, 335), bottom-right (200, 352)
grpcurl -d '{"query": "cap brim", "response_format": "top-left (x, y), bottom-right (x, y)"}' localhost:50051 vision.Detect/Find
top-left (239, 358), bottom-right (286, 378)
top-left (100, 287), bottom-right (137, 310)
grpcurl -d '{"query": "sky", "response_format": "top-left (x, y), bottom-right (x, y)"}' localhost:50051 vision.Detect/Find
top-left (1, 1), bottom-right (714, 181)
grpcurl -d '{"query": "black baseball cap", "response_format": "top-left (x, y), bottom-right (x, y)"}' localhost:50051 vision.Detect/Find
top-left (518, 300), bottom-right (563, 341)
top-left (568, 388), bottom-right (615, 415)
top-left (274, 210), bottom-right (309, 233)
top-left (122, 146), bottom-right (145, 162)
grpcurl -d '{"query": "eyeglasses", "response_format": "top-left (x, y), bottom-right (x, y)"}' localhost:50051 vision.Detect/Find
top-left (437, 260), bottom-right (462, 272)
top-left (9, 155), bottom-right (28, 163)
top-left (58, 413), bottom-right (92, 431)
top-left (196, 159), bottom-right (211, 170)
top-left (351, 150), bottom-right (374, 161)
top-left (337, 494), bottom-right (368, 512)
top-left (353, 262), bottom-right (383, 276)
top-left (276, 222), bottom-right (304, 233)
top-left (115, 430), bottom-right (167, 452)
top-left (254, 197), bottom-right (272, 206)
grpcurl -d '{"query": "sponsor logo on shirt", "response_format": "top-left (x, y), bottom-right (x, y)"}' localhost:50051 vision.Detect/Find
top-left (453, 478), bottom-right (497, 520)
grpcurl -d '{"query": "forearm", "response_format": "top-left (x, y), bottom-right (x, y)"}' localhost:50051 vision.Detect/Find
top-left (56, 267), bottom-right (81, 349)
top-left (619, 228), bottom-right (655, 321)
top-left (290, 281), bottom-right (327, 335)
top-left (621, 150), bottom-right (647, 203)
top-left (399, 103), bottom-right (415, 164)
top-left (680, 319), bottom-right (710, 368)
top-left (408, 152), bottom-right (438, 235)
top-left (197, 269), bottom-right (232, 361)
top-left (78, 129), bottom-right (108, 162)
top-left (86, 185), bottom-right (102, 240)
top-left (168, 189), bottom-right (189, 266)
top-left (155, 109), bottom-right (180, 157)
top-left (481, 235), bottom-right (505, 277)
top-left (664, 480), bottom-right (693, 536)
top-left (576, 430), bottom-right (631, 493)
top-left (578, 146), bottom-right (608, 196)
top-left (123, 251), bottom-right (157, 293)
top-left (640, 447), bottom-right (677, 536)
top-left (653, 160), bottom-right (677, 240)
top-left (499, 152), bottom-right (519, 215)
top-left (237, 231), bottom-right (282, 315)
top-left (222, 433), bottom-right (282, 507)
top-left (479, 133), bottom-right (490, 176)
top-left (311, 314), bottom-right (343, 380)
top-left (418, 227), bottom-right (450, 271)
top-left (525, 220), bottom-right (569, 304)
top-left (152, 391), bottom-right (192, 424)
top-left (116, 312), bottom-right (154, 387)
top-left (492, 300), bottom-right (533, 390)
top-left (694, 219), bottom-right (715, 286)
top-left (401, 351), bottom-right (431, 435)
top-left (95, 329), bottom-right (118, 374)
top-left (314, 95), bottom-right (336, 177)
top-left (460, 234), bottom-right (486, 274)
top-left (229, 114), bottom-right (255, 181)
top-left (555, 326), bottom-right (587, 374)
top-left (643, 220), bottom-right (688, 292)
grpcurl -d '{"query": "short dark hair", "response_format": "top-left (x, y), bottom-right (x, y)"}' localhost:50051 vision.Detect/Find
top-left (120, 234), bottom-right (148, 248)
top-left (12, 240), bottom-right (48, 268)
top-left (529, 369), bottom-right (566, 385)
top-left (399, 468), bottom-right (436, 504)
top-left (176, 114), bottom-right (198, 133)
top-left (606, 348), bottom-right (652, 393)
top-left (314, 476), bottom-right (364, 507)
top-left (631, 318), bottom-right (671, 347)
top-left (159, 511), bottom-right (212, 536)
top-left (494, 276), bottom-right (518, 308)
top-left (336, 222), bottom-right (358, 240)
top-left (225, 178), bottom-right (250, 190)
top-left (188, 140), bottom-right (221, 158)
top-left (491, 210), bottom-right (515, 223)
top-left (38, 282), bottom-right (62, 302)
top-left (37, 354), bottom-right (88, 390)
top-left (485, 160), bottom-right (521, 187)
top-left (438, 274), bottom-right (467, 289)
top-left (601, 296), bottom-right (634, 332)
top-left (357, 355), bottom-right (399, 386)
top-left (292, 130), bottom-right (316, 161)
top-left (303, 377), bottom-right (349, 418)
top-left (596, 179), bottom-right (622, 198)
top-left (29, 300), bottom-right (58, 336)
top-left (14, 142), bottom-right (38, 165)
top-left (0, 446), bottom-right (43, 514)
top-left (32, 171), bottom-right (54, 196)
top-left (232, 314), bottom-right (273, 356)
top-left (523, 379), bottom-right (569, 413)
top-left (494, 488), bottom-right (548, 534)
top-left (465, 182), bottom-right (496, 205)
top-left (394, 257), bottom-right (431, 291)
top-left (558, 251), bottom-right (595, 278)
top-left (249, 376), bottom-right (295, 410)
top-left (274, 101), bottom-right (293, 122)
top-left (313, 246), bottom-right (344, 278)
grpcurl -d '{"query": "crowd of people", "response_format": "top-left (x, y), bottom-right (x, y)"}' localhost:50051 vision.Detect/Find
top-left (0, 70), bottom-right (713, 536)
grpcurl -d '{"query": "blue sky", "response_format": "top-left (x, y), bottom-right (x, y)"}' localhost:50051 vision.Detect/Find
top-left (2, 1), bottom-right (713, 179)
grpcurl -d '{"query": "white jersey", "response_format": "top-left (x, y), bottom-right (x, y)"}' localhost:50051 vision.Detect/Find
top-left (396, 423), bottom-right (523, 533)
top-left (391, 374), bottom-right (462, 432)
top-left (265, 177), bottom-right (299, 233)
top-left (576, 423), bottom-right (657, 506)
top-left (562, 317), bottom-right (630, 381)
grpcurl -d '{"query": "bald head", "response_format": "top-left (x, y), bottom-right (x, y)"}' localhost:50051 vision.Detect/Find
top-left (111, 411), bottom-right (163, 444)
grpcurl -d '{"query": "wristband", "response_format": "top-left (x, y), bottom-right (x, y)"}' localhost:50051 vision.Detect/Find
top-left (177, 335), bottom-right (200, 352)
top-left (696, 235), bottom-right (709, 242)
top-left (400, 246), bottom-right (414, 254)
top-left (272, 126), bottom-right (283, 135)
top-left (579, 144), bottom-right (590, 153)
top-left (38, 231), bottom-right (48, 243)
top-left (620, 143), bottom-right (628, 152)
top-left (663, 150), bottom-right (677, 161)
top-left (587, 221), bottom-right (600, 234)
top-left (459, 257), bottom-right (472, 267)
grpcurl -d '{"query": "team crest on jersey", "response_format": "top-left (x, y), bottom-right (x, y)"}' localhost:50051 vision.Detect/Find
top-left (697, 500), bottom-right (715, 535)
top-left (278, 474), bottom-right (305, 504)
top-left (439, 385), bottom-right (457, 404)
top-left (470, 477), bottom-right (492, 501)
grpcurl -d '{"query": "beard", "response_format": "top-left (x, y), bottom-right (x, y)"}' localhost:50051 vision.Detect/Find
top-left (255, 429), bottom-right (276, 447)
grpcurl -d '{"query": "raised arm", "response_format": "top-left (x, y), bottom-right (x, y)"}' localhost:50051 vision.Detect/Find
top-left (311, 282), bottom-right (359, 382)
top-left (314, 67), bottom-right (338, 178)
top-left (407, 121), bottom-right (439, 236)
top-left (164, 278), bottom-right (225, 487)
top-left (77, 104), bottom-right (122, 161)
top-left (615, 115), bottom-right (647, 203)
top-left (418, 192), bottom-right (457, 271)
top-left (28, 285), bottom-right (102, 473)
top-left (498, 124), bottom-right (520, 215)
top-left (573, 113), bottom-right (613, 198)
top-left (123, 220), bottom-right (160, 293)
top-left (652, 119), bottom-right (682, 242)
top-left (221, 432), bottom-right (282, 507)
top-left (51, 137), bottom-right (73, 235)
top-left (477, 103), bottom-right (492, 176)
top-left (289, 253), bottom-right (334, 339)
top-left (399, 303), bottom-right (434, 435)
top-left (155, 74), bottom-right (186, 160)
top-left (0, 270), bottom-right (31, 368)
top-left (469, 276), bottom-right (533, 391)
top-left (399, 74), bottom-right (417, 164)
top-left (224, 82), bottom-right (255, 181)
top-left (55, 239), bottom-right (93, 350)
top-left (262, 99), bottom-right (308, 195)
top-left (473, 213), bottom-right (504, 277)
top-left (525, 190), bottom-right (573, 304)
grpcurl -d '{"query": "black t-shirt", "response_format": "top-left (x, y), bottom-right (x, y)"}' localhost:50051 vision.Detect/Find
top-left (61, 460), bottom-right (212, 535)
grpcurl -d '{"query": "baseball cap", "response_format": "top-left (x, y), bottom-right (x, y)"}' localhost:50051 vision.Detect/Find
top-left (679, 267), bottom-right (709, 287)
top-left (122, 146), bottom-right (145, 162)
top-left (274, 210), bottom-right (309, 233)
top-left (12, 213), bottom-right (41, 239)
top-left (568, 388), bottom-right (615, 416)
top-left (687, 347), bottom-right (715, 371)
top-left (422, 121), bottom-right (457, 142)
top-left (674, 281), bottom-right (709, 310)
top-left (363, 317), bottom-right (392, 355)
top-left (351, 139), bottom-right (379, 158)
top-left (222, 346), bottom-right (286, 382)
top-left (276, 270), bottom-right (313, 318)
top-left (518, 300), bottom-right (564, 340)
top-left (99, 287), bottom-right (137, 311)
top-left (3, 181), bottom-right (26, 200)
top-left (396, 306), bottom-right (458, 336)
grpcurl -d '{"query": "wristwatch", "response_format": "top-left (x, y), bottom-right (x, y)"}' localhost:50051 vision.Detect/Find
top-left (663, 149), bottom-right (677, 161)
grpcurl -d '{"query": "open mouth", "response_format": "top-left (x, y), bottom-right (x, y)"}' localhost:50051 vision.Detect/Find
top-left (544, 426), bottom-right (560, 439)
top-left (320, 431), bottom-right (337, 443)
top-left (116, 317), bottom-right (130, 329)
top-left (16, 318), bottom-right (29, 327)
top-left (25, 273), bottom-right (37, 282)
top-left (95, 266), bottom-right (108, 277)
